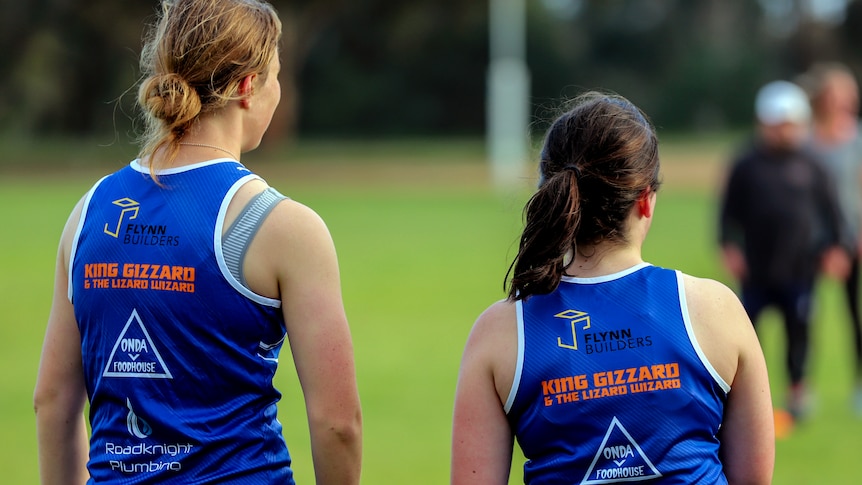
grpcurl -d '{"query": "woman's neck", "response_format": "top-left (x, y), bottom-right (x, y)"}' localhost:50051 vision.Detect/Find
top-left (565, 243), bottom-right (644, 278)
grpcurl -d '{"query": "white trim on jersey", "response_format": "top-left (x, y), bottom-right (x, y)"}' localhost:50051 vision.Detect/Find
top-left (676, 270), bottom-right (731, 394)
top-left (67, 175), bottom-right (110, 303)
top-left (214, 175), bottom-right (282, 308)
top-left (129, 158), bottom-right (241, 175)
top-left (505, 298), bottom-right (527, 414)
top-left (559, 261), bottom-right (651, 285)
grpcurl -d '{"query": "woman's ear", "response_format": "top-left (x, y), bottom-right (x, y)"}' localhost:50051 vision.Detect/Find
top-left (238, 74), bottom-right (257, 108)
top-left (637, 189), bottom-right (655, 218)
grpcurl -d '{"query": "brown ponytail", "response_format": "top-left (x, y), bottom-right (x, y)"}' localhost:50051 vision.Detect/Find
top-left (506, 169), bottom-right (582, 299)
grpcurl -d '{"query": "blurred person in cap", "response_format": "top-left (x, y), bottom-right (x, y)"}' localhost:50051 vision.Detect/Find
top-left (799, 62), bottom-right (862, 416)
top-left (718, 80), bottom-right (849, 426)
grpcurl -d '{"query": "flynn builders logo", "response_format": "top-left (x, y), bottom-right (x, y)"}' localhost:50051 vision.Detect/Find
top-left (104, 198), bottom-right (140, 238)
top-left (555, 309), bottom-right (591, 351)
top-left (555, 310), bottom-right (653, 355)
top-left (102, 197), bottom-right (179, 247)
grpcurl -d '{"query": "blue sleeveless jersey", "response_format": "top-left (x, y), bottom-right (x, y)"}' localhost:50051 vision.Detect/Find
top-left (506, 263), bottom-right (730, 484)
top-left (69, 160), bottom-right (293, 484)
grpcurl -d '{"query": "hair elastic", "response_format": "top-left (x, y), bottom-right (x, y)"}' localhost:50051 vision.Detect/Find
top-left (566, 164), bottom-right (582, 179)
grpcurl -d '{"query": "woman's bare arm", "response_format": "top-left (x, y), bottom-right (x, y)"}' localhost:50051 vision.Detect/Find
top-left (451, 301), bottom-right (517, 485)
top-left (34, 200), bottom-right (90, 484)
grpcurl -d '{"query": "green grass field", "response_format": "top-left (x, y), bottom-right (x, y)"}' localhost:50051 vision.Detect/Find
top-left (3, 137), bottom-right (862, 484)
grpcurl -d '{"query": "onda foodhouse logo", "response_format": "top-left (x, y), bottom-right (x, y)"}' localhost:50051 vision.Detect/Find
top-left (103, 197), bottom-right (180, 247)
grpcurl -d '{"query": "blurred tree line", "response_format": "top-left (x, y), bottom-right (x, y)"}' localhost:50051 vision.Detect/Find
top-left (2, 0), bottom-right (862, 142)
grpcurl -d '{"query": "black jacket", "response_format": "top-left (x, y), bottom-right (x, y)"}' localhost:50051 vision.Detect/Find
top-left (718, 139), bottom-right (848, 287)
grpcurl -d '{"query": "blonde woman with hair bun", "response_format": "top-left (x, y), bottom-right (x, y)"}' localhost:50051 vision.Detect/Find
top-left (34, 1), bottom-right (362, 483)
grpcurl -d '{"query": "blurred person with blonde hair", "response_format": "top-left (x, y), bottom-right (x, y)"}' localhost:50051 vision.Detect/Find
top-left (719, 80), bottom-right (848, 425)
top-left (33, 1), bottom-right (362, 483)
top-left (800, 62), bottom-right (862, 415)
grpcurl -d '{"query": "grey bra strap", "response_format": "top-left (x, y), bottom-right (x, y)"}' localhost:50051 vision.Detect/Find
top-left (223, 187), bottom-right (288, 287)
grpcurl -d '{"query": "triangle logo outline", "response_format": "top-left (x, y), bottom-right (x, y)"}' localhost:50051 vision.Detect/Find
top-left (581, 416), bottom-right (662, 484)
top-left (102, 308), bottom-right (173, 379)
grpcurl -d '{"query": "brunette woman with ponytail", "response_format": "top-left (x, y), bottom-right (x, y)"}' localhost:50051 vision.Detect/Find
top-left (452, 92), bottom-right (774, 485)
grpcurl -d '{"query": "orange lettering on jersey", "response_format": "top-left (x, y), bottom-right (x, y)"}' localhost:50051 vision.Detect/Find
top-left (543, 362), bottom-right (683, 407)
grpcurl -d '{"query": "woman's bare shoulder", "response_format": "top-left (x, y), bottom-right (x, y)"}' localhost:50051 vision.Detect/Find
top-left (471, 299), bottom-right (517, 341)
top-left (461, 299), bottom-right (519, 403)
top-left (679, 272), bottom-right (754, 385)
top-left (680, 273), bottom-right (745, 318)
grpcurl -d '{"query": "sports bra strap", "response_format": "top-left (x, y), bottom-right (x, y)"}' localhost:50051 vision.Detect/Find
top-left (223, 187), bottom-right (288, 287)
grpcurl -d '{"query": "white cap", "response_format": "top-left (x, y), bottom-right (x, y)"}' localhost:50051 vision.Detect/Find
top-left (755, 80), bottom-right (811, 125)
